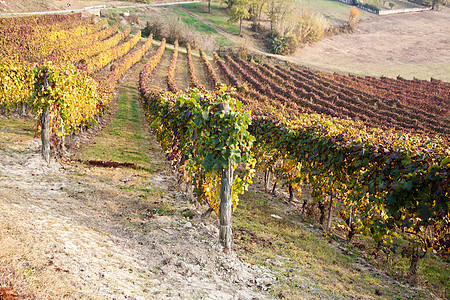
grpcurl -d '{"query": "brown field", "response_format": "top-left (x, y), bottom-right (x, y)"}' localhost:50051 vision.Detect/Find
top-left (288, 8), bottom-right (450, 81)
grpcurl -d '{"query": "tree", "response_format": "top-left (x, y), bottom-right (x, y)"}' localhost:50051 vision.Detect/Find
top-left (223, 0), bottom-right (236, 9)
top-left (228, 0), bottom-right (250, 36)
top-left (249, 0), bottom-right (267, 30)
top-left (266, 0), bottom-right (276, 33)
top-left (266, 0), bottom-right (291, 34)
top-left (265, 1), bottom-right (328, 54)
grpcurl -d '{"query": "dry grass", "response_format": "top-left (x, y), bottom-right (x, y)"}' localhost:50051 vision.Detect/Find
top-left (0, 217), bottom-right (78, 299)
top-left (291, 8), bottom-right (450, 81)
top-left (0, 117), bottom-right (35, 151)
top-left (173, 50), bottom-right (190, 91)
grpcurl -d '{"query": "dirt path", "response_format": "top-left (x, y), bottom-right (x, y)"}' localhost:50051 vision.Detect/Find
top-left (0, 51), bottom-right (274, 299)
top-left (191, 51), bottom-right (210, 88)
top-left (175, 50), bottom-right (191, 91)
top-left (0, 148), bottom-right (272, 299)
top-left (150, 43), bottom-right (173, 90)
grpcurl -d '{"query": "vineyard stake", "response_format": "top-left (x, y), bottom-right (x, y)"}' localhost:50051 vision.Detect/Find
top-left (219, 102), bottom-right (233, 252)
top-left (264, 170), bottom-right (271, 192)
top-left (326, 192), bottom-right (333, 231)
top-left (288, 184), bottom-right (294, 202)
top-left (21, 101), bottom-right (26, 116)
top-left (60, 119), bottom-right (65, 152)
top-left (41, 69), bottom-right (50, 163)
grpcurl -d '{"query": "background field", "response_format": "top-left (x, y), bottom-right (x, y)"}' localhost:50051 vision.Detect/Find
top-left (289, 7), bottom-right (450, 81)
top-left (176, 0), bottom-right (449, 81)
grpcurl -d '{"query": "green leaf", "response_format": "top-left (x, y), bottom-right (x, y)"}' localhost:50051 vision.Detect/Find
top-left (202, 110), bottom-right (209, 120)
top-left (440, 157), bottom-right (450, 167)
top-left (401, 181), bottom-right (413, 191)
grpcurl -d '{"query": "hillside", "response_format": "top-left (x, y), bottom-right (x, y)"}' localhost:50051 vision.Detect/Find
top-left (0, 0), bottom-right (137, 14)
top-left (173, 1), bottom-right (450, 81)
top-left (0, 2), bottom-right (448, 300)
top-left (290, 7), bottom-right (450, 81)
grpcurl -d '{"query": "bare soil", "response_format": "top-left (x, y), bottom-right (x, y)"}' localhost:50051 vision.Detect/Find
top-left (0, 46), bottom-right (274, 299)
top-left (0, 143), bottom-right (273, 299)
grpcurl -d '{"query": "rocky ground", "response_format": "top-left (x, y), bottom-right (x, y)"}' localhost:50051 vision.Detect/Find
top-left (0, 124), bottom-right (278, 299)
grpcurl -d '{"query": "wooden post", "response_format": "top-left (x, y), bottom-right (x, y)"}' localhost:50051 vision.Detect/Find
top-left (301, 199), bottom-right (308, 216)
top-left (318, 201), bottom-right (326, 225)
top-left (264, 170), bottom-right (271, 192)
top-left (348, 205), bottom-right (353, 230)
top-left (41, 70), bottom-right (50, 163)
top-left (271, 181), bottom-right (277, 195)
top-left (348, 205), bottom-right (355, 242)
top-left (59, 119), bottom-right (65, 152)
top-left (21, 101), bottom-right (26, 116)
top-left (185, 178), bottom-right (194, 201)
top-left (288, 184), bottom-right (294, 202)
top-left (326, 192), bottom-right (333, 231)
top-left (219, 102), bottom-right (233, 252)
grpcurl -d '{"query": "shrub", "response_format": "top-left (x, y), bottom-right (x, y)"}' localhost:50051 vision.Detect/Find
top-left (266, 34), bottom-right (297, 55)
top-left (250, 23), bottom-right (265, 33)
top-left (348, 7), bottom-right (360, 23)
top-left (142, 15), bottom-right (200, 47)
top-left (352, 0), bottom-right (380, 12)
top-left (266, 5), bottom-right (328, 55)
top-left (294, 10), bottom-right (328, 44)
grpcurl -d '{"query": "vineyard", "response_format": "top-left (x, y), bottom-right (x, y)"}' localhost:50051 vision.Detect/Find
top-left (139, 38), bottom-right (449, 279)
top-left (0, 10), bottom-right (449, 299)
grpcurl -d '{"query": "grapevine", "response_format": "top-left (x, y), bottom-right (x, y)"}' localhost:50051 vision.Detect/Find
top-left (186, 44), bottom-right (204, 89)
top-left (140, 39), bottom-right (166, 95)
top-left (199, 49), bottom-right (221, 89)
top-left (85, 30), bottom-right (141, 74)
top-left (140, 87), bottom-right (256, 213)
top-left (167, 40), bottom-right (180, 93)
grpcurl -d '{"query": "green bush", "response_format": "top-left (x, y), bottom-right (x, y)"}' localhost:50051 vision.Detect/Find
top-left (266, 34), bottom-right (297, 55)
top-left (352, 0), bottom-right (380, 12)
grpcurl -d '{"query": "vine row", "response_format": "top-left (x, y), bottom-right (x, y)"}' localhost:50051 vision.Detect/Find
top-left (186, 44), bottom-right (203, 89)
top-left (85, 30), bottom-right (141, 74)
top-left (199, 49), bottom-right (221, 89)
top-left (167, 40), bottom-right (180, 93)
